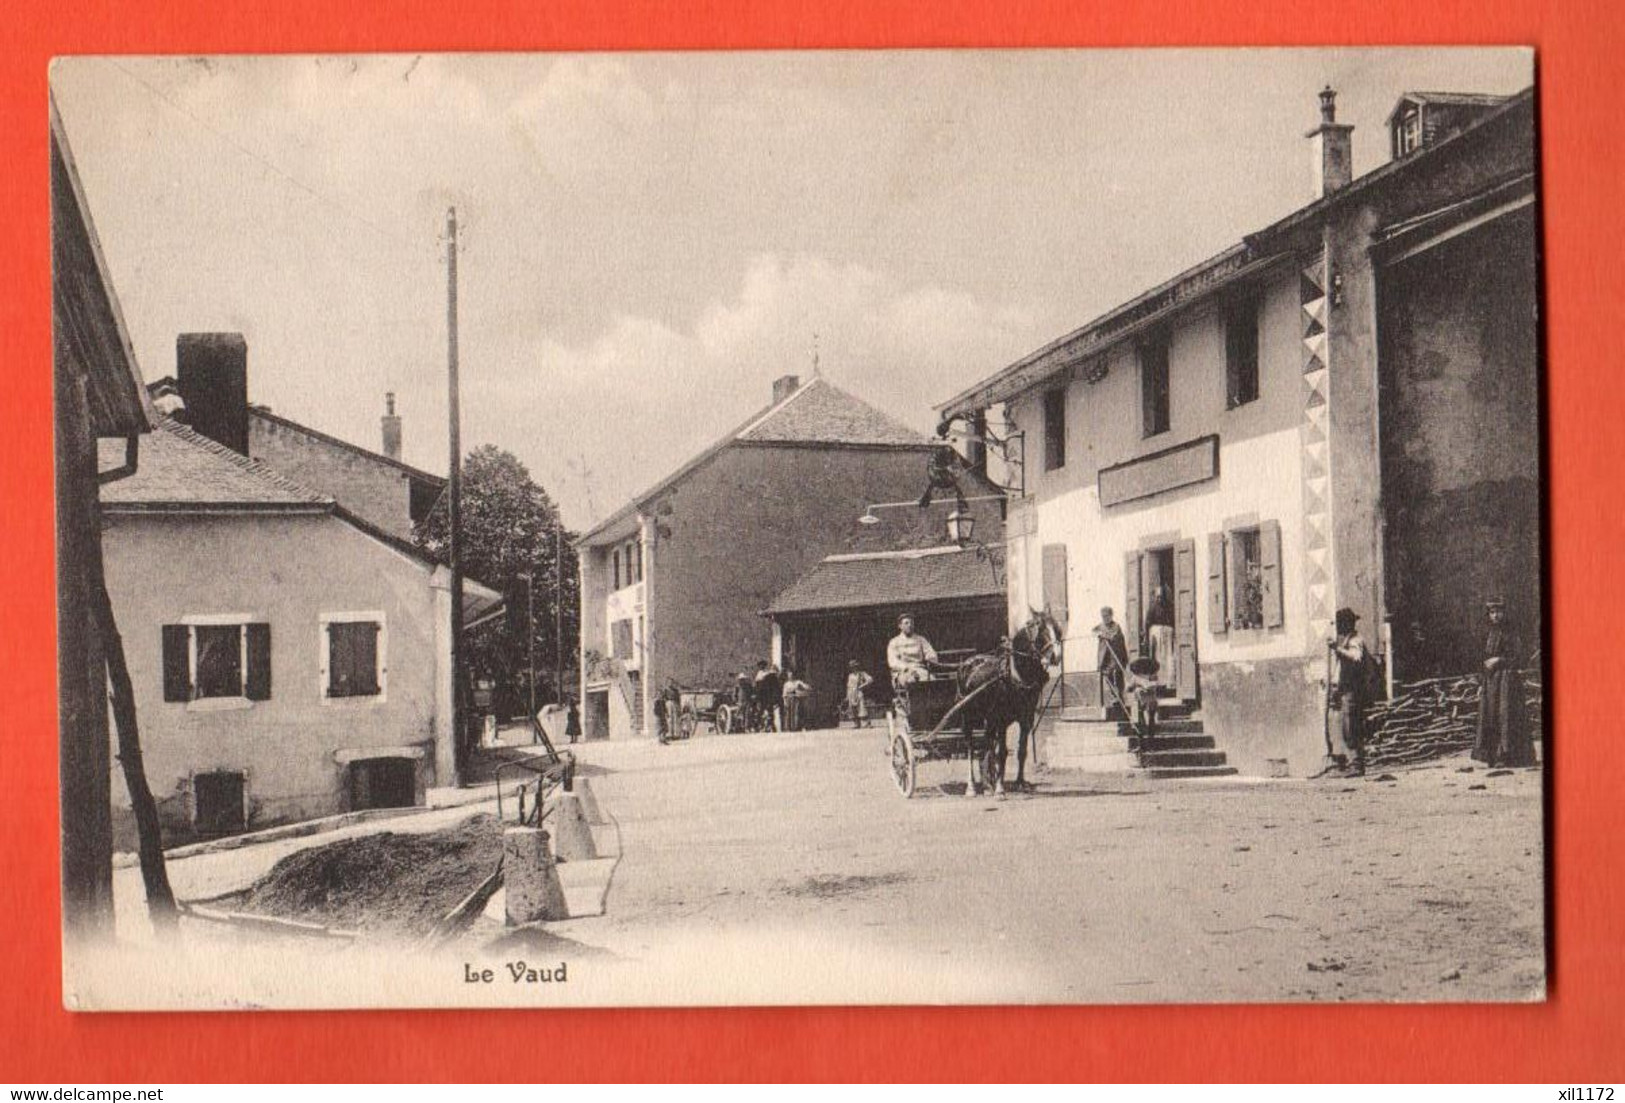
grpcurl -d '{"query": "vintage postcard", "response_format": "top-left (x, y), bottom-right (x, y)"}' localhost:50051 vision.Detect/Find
top-left (51, 47), bottom-right (1544, 1009)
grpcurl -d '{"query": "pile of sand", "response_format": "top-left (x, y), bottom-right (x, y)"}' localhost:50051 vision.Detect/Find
top-left (229, 814), bottom-right (503, 936)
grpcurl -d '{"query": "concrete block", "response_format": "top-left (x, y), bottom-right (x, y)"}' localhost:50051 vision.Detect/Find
top-left (571, 777), bottom-right (607, 824)
top-left (546, 792), bottom-right (599, 861)
top-left (503, 826), bottom-right (569, 925)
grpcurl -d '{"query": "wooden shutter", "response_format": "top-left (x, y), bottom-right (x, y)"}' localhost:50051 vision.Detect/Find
top-left (245, 623), bottom-right (272, 700)
top-left (1174, 539), bottom-right (1199, 699)
top-left (1260, 519), bottom-right (1284, 629)
top-left (1123, 552), bottom-right (1143, 658)
top-left (1041, 543), bottom-right (1069, 627)
top-left (161, 624), bottom-right (191, 702)
top-left (1207, 533), bottom-right (1228, 636)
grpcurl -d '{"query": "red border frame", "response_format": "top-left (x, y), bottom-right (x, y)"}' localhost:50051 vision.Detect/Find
top-left (4, 0), bottom-right (1622, 1082)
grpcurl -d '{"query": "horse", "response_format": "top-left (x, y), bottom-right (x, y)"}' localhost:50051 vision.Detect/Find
top-left (955, 607), bottom-right (1065, 794)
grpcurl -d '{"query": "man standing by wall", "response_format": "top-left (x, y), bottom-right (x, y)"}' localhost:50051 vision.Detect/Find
top-left (1327, 607), bottom-right (1376, 777)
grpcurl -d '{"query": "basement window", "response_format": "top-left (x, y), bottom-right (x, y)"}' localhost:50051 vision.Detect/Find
top-left (193, 770), bottom-right (246, 836)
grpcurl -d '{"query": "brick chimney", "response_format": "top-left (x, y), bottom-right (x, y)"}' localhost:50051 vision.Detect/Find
top-left (176, 333), bottom-right (249, 454)
top-left (381, 392), bottom-right (402, 460)
top-left (771, 374), bottom-right (801, 404)
top-left (1307, 85), bottom-right (1354, 198)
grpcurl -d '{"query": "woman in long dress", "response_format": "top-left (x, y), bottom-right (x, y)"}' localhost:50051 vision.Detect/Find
top-left (1471, 599), bottom-right (1536, 768)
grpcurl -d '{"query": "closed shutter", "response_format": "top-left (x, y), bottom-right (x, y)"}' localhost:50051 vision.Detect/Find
top-left (1260, 519), bottom-right (1284, 629)
top-left (161, 624), bottom-right (191, 702)
top-left (1123, 552), bottom-right (1143, 658)
top-left (245, 623), bottom-right (272, 701)
top-left (1207, 533), bottom-right (1228, 636)
top-left (1041, 543), bottom-right (1069, 627)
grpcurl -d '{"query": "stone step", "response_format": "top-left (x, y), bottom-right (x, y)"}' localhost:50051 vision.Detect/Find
top-left (1117, 717), bottom-right (1206, 736)
top-left (1127, 733), bottom-right (1216, 751)
top-left (1147, 764), bottom-right (1240, 780)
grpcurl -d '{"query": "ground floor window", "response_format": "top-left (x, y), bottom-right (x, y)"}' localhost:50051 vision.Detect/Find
top-left (162, 618), bottom-right (271, 702)
top-left (1208, 520), bottom-right (1284, 635)
top-left (1229, 527), bottom-right (1265, 630)
top-left (321, 613), bottom-right (385, 700)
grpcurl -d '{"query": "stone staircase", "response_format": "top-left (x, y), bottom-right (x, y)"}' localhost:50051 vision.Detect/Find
top-left (1039, 697), bottom-right (1239, 780)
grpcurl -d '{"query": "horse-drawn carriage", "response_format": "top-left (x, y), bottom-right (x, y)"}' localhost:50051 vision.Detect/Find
top-left (885, 611), bottom-right (1064, 799)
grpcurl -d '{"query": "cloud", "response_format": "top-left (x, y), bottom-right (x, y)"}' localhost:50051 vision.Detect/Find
top-left (466, 253), bottom-right (1040, 527)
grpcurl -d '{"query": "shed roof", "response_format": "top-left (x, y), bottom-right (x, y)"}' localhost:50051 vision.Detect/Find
top-left (764, 545), bottom-right (1002, 617)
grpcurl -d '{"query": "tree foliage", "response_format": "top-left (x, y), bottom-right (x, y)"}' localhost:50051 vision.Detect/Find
top-left (415, 445), bottom-right (579, 712)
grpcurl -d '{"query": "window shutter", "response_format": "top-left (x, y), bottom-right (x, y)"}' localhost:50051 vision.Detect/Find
top-left (1041, 543), bottom-right (1069, 628)
top-left (1260, 519), bottom-right (1284, 629)
top-left (245, 623), bottom-right (272, 701)
top-left (1207, 533), bottom-right (1228, 636)
top-left (356, 622), bottom-right (381, 695)
top-left (1123, 552), bottom-right (1143, 658)
top-left (161, 625), bottom-right (191, 702)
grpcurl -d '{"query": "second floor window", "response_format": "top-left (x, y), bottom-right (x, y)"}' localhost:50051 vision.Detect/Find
top-left (1226, 292), bottom-right (1261, 408)
top-left (1141, 334), bottom-right (1171, 438)
top-left (1043, 387), bottom-right (1066, 471)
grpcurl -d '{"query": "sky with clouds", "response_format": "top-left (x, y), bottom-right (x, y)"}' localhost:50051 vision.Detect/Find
top-left (50, 48), bottom-right (1531, 528)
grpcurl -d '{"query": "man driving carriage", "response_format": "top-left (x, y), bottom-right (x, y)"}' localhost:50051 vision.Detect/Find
top-left (887, 613), bottom-right (947, 717)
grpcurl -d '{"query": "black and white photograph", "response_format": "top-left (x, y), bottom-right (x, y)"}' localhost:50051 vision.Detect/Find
top-left (51, 47), bottom-right (1544, 1009)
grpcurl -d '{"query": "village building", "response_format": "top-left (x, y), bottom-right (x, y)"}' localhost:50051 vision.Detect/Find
top-left (98, 416), bottom-right (501, 846)
top-left (575, 374), bottom-right (968, 739)
top-left (937, 86), bottom-right (1539, 776)
top-left (53, 94), bottom-right (158, 934)
top-left (763, 497), bottom-right (1007, 728)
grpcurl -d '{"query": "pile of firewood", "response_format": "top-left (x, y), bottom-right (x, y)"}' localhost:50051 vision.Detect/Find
top-left (1363, 654), bottom-right (1545, 768)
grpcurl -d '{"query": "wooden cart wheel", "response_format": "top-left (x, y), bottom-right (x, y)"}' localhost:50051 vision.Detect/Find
top-left (716, 704), bottom-right (734, 734)
top-left (890, 730), bottom-right (917, 798)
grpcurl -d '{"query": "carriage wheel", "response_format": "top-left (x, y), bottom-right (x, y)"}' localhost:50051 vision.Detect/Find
top-left (678, 705), bottom-right (698, 741)
top-left (890, 731), bottom-right (917, 798)
top-left (716, 704), bottom-right (734, 734)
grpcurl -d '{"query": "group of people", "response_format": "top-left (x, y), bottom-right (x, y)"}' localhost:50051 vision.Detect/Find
top-left (731, 660), bottom-right (813, 733)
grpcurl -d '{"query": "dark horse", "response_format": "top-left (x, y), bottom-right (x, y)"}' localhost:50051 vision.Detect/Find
top-left (955, 608), bottom-right (1064, 794)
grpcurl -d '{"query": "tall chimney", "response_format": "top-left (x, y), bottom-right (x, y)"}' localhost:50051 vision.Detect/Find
top-left (176, 333), bottom-right (249, 454)
top-left (771, 374), bottom-right (801, 405)
top-left (381, 392), bottom-right (402, 460)
top-left (1307, 85), bottom-right (1354, 198)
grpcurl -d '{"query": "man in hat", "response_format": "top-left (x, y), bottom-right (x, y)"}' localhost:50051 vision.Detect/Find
top-left (1327, 606), bottom-right (1375, 777)
top-left (1471, 598), bottom-right (1536, 768)
top-left (1092, 606), bottom-right (1130, 716)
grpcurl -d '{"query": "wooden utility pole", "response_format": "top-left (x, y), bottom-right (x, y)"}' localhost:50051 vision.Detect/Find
top-left (447, 207), bottom-right (466, 778)
top-left (554, 524), bottom-right (565, 704)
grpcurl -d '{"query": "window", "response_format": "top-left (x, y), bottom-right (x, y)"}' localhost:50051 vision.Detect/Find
top-left (193, 770), bottom-right (246, 835)
top-left (612, 549), bottom-right (621, 589)
top-left (1140, 333), bottom-right (1171, 438)
top-left (161, 619), bottom-right (271, 703)
top-left (324, 619), bottom-right (382, 698)
top-left (629, 539), bottom-right (643, 584)
top-left (1229, 528), bottom-right (1265, 629)
top-left (1225, 292), bottom-right (1261, 408)
top-left (1042, 387), bottom-right (1066, 471)
top-left (1397, 108), bottom-right (1422, 156)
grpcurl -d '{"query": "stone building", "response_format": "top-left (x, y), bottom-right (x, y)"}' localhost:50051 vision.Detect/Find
top-left (937, 86), bottom-right (1539, 776)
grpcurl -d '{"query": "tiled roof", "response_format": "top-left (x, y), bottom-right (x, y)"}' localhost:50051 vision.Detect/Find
top-left (764, 545), bottom-right (1002, 617)
top-left (100, 418), bottom-right (333, 510)
top-left (249, 406), bottom-right (446, 487)
top-left (580, 377), bottom-right (931, 543)
top-left (738, 377), bottom-right (931, 447)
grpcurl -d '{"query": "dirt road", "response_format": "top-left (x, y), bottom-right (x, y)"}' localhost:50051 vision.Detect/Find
top-left (550, 728), bottom-right (1545, 1004)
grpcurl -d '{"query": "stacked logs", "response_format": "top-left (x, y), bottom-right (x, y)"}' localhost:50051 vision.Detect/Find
top-left (1363, 656), bottom-right (1545, 769)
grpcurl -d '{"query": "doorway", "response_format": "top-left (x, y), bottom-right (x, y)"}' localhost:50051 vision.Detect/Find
top-left (584, 688), bottom-right (611, 741)
top-left (1126, 539), bottom-right (1199, 701)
